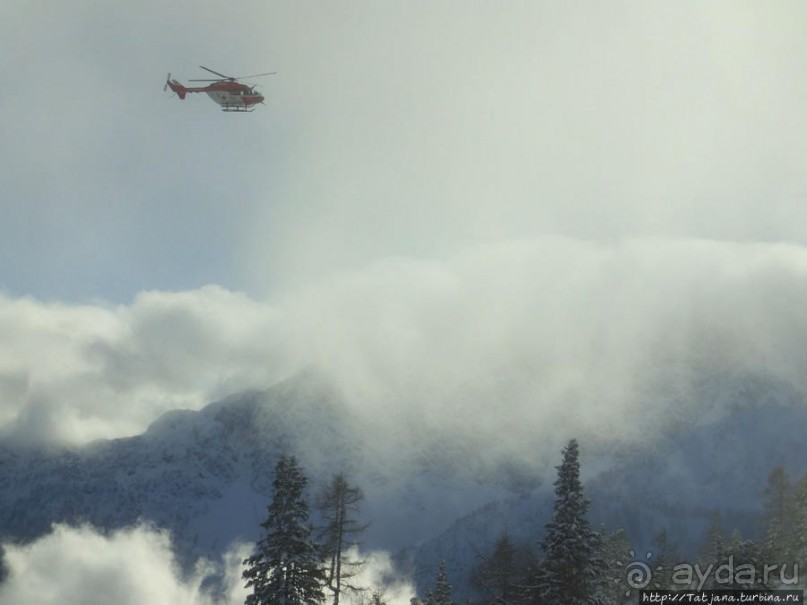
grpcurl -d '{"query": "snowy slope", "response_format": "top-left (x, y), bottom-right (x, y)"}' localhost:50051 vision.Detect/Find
top-left (0, 368), bottom-right (804, 598)
top-left (0, 370), bottom-right (515, 570)
top-left (413, 404), bottom-right (807, 599)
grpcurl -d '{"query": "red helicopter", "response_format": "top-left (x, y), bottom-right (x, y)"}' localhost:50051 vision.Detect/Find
top-left (164, 66), bottom-right (276, 112)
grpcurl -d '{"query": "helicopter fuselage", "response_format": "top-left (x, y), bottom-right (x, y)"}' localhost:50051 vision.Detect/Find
top-left (202, 81), bottom-right (264, 111)
top-left (166, 78), bottom-right (264, 112)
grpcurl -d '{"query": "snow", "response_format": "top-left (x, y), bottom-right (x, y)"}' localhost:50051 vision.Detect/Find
top-left (0, 369), bottom-right (804, 600)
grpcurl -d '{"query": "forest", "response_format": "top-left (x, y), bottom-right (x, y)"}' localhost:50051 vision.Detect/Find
top-left (242, 440), bottom-right (807, 605)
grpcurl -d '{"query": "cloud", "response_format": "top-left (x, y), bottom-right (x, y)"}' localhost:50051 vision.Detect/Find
top-left (0, 523), bottom-right (415, 605)
top-left (1, 5), bottom-right (806, 594)
top-left (340, 548), bottom-right (417, 605)
top-left (281, 237), bottom-right (807, 458)
top-left (242, 1), bottom-right (807, 292)
top-left (0, 286), bottom-right (295, 445)
top-left (0, 524), bottom-right (249, 605)
top-left (2, 236), bottom-right (806, 456)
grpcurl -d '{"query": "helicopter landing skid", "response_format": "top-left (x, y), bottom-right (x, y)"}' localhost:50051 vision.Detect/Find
top-left (221, 105), bottom-right (255, 112)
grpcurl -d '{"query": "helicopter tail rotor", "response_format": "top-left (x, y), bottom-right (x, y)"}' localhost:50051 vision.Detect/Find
top-left (163, 73), bottom-right (171, 92)
top-left (164, 75), bottom-right (187, 100)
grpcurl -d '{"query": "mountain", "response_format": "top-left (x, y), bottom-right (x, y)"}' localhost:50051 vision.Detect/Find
top-left (413, 404), bottom-right (807, 598)
top-left (0, 370), bottom-right (517, 572)
top-left (0, 369), bottom-right (804, 598)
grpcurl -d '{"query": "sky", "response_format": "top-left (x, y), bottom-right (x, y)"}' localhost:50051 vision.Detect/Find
top-left (2, 1), bottom-right (807, 302)
top-left (2, 1), bottom-right (807, 602)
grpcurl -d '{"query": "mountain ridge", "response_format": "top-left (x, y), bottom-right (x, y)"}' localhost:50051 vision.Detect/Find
top-left (0, 369), bottom-right (804, 597)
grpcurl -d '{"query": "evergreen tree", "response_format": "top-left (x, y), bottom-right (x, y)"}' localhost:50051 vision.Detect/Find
top-left (696, 511), bottom-right (763, 591)
top-left (597, 527), bottom-right (632, 604)
top-left (789, 473), bottom-right (807, 570)
top-left (424, 561), bottom-right (455, 605)
top-left (317, 473), bottom-right (368, 605)
top-left (724, 531), bottom-right (766, 590)
top-left (698, 510), bottom-right (726, 586)
top-left (529, 439), bottom-right (604, 605)
top-left (650, 528), bottom-right (680, 591)
top-left (471, 532), bottom-right (522, 605)
top-left (762, 465), bottom-right (792, 560)
top-left (243, 455), bottom-right (326, 605)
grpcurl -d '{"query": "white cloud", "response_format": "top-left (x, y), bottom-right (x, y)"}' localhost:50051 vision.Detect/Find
top-left (0, 525), bottom-right (413, 605)
top-left (340, 548), bottom-right (417, 605)
top-left (2, 237), bottom-right (806, 456)
top-left (283, 237), bottom-right (807, 449)
top-left (0, 286), bottom-right (295, 445)
top-left (0, 524), bottom-right (249, 605)
top-left (242, 1), bottom-right (807, 292)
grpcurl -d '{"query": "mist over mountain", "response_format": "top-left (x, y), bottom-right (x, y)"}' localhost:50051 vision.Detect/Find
top-left (1, 366), bottom-right (804, 600)
top-left (0, 370), bottom-right (525, 569)
top-left (415, 400), bottom-right (807, 598)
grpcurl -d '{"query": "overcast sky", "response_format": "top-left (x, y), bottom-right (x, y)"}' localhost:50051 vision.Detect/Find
top-left (2, 1), bottom-right (806, 302)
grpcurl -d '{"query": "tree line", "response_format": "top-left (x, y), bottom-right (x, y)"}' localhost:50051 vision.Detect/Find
top-left (241, 441), bottom-right (807, 605)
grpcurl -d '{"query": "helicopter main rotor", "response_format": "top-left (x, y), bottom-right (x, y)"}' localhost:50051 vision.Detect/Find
top-left (188, 65), bottom-right (277, 82)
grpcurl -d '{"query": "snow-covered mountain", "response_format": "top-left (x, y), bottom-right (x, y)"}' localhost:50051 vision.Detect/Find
top-left (414, 404), bottom-right (807, 598)
top-left (0, 370), bottom-right (518, 571)
top-left (0, 369), bottom-right (804, 597)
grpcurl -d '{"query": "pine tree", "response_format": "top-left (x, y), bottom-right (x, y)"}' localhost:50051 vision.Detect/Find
top-left (724, 530), bottom-right (766, 590)
top-left (530, 439), bottom-right (604, 605)
top-left (424, 561), bottom-right (455, 605)
top-left (650, 528), bottom-right (680, 590)
top-left (697, 511), bottom-right (733, 590)
top-left (698, 511), bottom-right (725, 576)
top-left (317, 473), bottom-right (368, 605)
top-left (597, 527), bottom-right (632, 604)
top-left (762, 465), bottom-right (792, 560)
top-left (471, 532), bottom-right (522, 605)
top-left (243, 455), bottom-right (326, 605)
top-left (789, 473), bottom-right (807, 571)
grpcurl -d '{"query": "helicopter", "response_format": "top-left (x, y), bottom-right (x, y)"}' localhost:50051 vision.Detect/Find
top-left (164, 65), bottom-right (275, 112)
